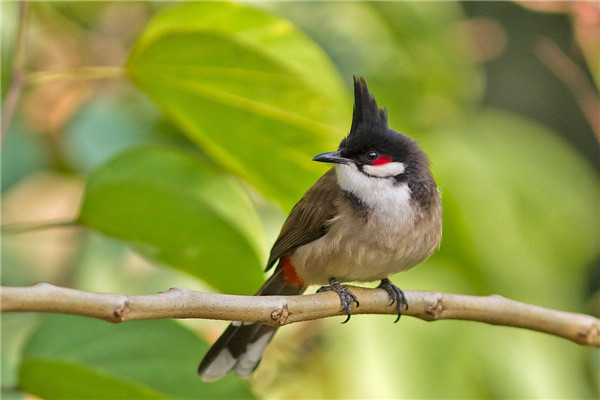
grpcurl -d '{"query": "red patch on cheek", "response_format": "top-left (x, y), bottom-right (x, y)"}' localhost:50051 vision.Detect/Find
top-left (371, 156), bottom-right (392, 166)
top-left (281, 256), bottom-right (306, 287)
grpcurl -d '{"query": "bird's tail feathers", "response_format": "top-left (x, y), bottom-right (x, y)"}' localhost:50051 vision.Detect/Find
top-left (198, 268), bottom-right (305, 382)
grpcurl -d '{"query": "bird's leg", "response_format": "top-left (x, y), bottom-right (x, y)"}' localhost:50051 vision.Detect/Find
top-left (377, 278), bottom-right (408, 323)
top-left (317, 277), bottom-right (360, 323)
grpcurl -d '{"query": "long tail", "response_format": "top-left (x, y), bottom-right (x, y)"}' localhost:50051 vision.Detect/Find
top-left (198, 268), bottom-right (306, 381)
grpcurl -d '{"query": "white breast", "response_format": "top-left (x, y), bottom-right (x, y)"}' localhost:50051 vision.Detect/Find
top-left (334, 163), bottom-right (414, 225)
top-left (290, 164), bottom-right (441, 285)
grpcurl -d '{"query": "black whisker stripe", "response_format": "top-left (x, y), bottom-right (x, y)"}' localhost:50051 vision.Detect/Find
top-left (198, 267), bottom-right (306, 381)
top-left (342, 190), bottom-right (370, 219)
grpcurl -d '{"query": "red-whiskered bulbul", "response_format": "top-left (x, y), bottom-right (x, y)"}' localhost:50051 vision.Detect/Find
top-left (198, 77), bottom-right (442, 381)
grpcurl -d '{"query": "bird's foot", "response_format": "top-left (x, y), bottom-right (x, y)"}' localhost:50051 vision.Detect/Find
top-left (317, 277), bottom-right (359, 323)
top-left (377, 278), bottom-right (408, 323)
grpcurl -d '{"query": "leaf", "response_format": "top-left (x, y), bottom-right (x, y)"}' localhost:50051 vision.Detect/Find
top-left (420, 109), bottom-right (599, 304)
top-left (127, 2), bottom-right (349, 210)
top-left (18, 315), bottom-right (255, 399)
top-left (1, 121), bottom-right (49, 193)
top-left (260, 1), bottom-right (483, 134)
top-left (2, 314), bottom-right (40, 399)
top-left (63, 92), bottom-right (191, 174)
top-left (270, 110), bottom-right (599, 399)
top-left (79, 146), bottom-right (265, 295)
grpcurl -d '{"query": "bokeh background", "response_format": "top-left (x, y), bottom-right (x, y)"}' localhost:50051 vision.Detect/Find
top-left (2, 1), bottom-right (599, 399)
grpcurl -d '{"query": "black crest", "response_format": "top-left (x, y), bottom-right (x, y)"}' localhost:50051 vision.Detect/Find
top-left (350, 76), bottom-right (388, 134)
top-left (340, 77), bottom-right (409, 160)
top-left (339, 77), bottom-right (433, 187)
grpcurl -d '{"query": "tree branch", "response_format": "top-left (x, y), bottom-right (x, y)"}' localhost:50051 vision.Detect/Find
top-left (25, 66), bottom-right (126, 86)
top-left (1, 0), bottom-right (29, 145)
top-left (535, 36), bottom-right (600, 142)
top-left (1, 283), bottom-right (598, 347)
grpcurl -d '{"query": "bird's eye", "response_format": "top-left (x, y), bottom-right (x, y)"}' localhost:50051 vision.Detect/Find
top-left (366, 151), bottom-right (379, 161)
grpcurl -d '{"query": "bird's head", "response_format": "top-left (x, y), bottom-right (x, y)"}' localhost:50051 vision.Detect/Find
top-left (313, 76), bottom-right (428, 183)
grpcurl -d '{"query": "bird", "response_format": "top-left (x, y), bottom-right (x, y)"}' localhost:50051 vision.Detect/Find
top-left (198, 76), bottom-right (442, 382)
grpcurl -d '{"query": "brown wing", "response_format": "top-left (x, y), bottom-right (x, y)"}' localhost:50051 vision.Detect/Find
top-left (266, 168), bottom-right (340, 270)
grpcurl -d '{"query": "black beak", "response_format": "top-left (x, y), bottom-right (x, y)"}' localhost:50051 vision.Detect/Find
top-left (312, 151), bottom-right (352, 165)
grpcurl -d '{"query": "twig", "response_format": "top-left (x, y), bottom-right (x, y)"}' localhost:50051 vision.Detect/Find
top-left (1, 283), bottom-right (598, 347)
top-left (535, 37), bottom-right (600, 142)
top-left (1, 0), bottom-right (29, 145)
top-left (24, 66), bottom-right (126, 86)
top-left (1, 219), bottom-right (78, 234)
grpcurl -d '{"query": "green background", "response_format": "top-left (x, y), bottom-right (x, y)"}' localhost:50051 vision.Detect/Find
top-left (2, 1), bottom-right (598, 399)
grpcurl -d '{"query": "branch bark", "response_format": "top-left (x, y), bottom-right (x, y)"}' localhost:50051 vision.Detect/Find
top-left (1, 283), bottom-right (598, 347)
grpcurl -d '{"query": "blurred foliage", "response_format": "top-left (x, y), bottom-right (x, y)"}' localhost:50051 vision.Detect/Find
top-left (79, 146), bottom-right (265, 294)
top-left (1, 121), bottom-right (50, 193)
top-left (463, 1), bottom-right (600, 169)
top-left (423, 110), bottom-right (599, 304)
top-left (260, 1), bottom-right (484, 133)
top-left (127, 1), bottom-right (347, 210)
top-left (1, 1), bottom-right (598, 399)
top-left (62, 92), bottom-right (189, 174)
top-left (19, 315), bottom-right (254, 399)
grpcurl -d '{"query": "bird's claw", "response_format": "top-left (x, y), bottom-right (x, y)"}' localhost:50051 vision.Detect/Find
top-left (317, 277), bottom-right (359, 323)
top-left (377, 278), bottom-right (408, 323)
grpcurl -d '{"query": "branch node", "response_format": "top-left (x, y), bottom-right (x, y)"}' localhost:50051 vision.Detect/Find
top-left (577, 323), bottom-right (600, 345)
top-left (3, 284), bottom-right (599, 347)
top-left (271, 302), bottom-right (290, 326)
top-left (425, 293), bottom-right (445, 320)
top-left (113, 298), bottom-right (130, 321)
top-left (34, 282), bottom-right (53, 289)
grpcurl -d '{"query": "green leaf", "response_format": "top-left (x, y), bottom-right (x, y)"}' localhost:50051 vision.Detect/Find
top-left (1, 121), bottom-right (49, 193)
top-left (79, 146), bottom-right (265, 294)
top-left (421, 109), bottom-right (599, 304)
top-left (127, 2), bottom-right (349, 210)
top-left (18, 315), bottom-right (255, 399)
top-left (63, 92), bottom-right (191, 174)
top-left (260, 1), bottom-right (483, 134)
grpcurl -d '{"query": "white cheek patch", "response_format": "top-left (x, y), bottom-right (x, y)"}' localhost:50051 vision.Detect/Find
top-left (362, 162), bottom-right (405, 178)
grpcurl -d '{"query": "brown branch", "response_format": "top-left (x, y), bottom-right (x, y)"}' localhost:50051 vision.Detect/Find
top-left (25, 66), bottom-right (126, 86)
top-left (1, 0), bottom-right (29, 145)
top-left (1, 283), bottom-right (598, 347)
